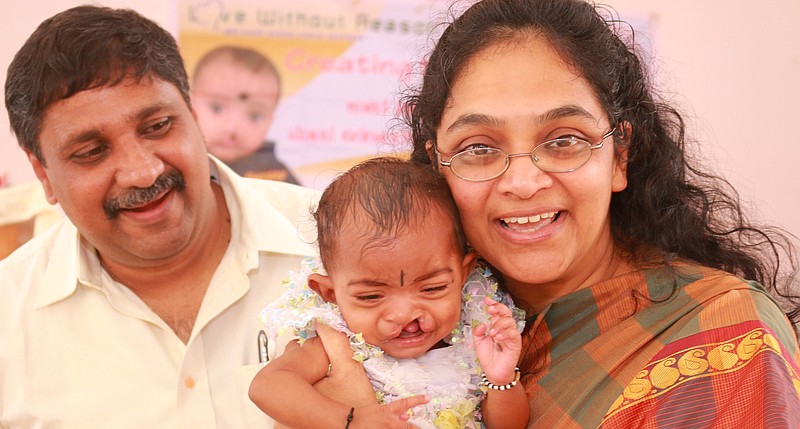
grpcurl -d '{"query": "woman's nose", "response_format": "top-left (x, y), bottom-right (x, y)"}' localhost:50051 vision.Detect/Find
top-left (495, 153), bottom-right (553, 198)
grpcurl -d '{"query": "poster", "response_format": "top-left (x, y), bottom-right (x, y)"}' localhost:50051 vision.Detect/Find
top-left (179, 0), bottom-right (446, 189)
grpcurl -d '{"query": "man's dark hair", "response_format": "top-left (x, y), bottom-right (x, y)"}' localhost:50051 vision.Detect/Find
top-left (5, 5), bottom-right (191, 165)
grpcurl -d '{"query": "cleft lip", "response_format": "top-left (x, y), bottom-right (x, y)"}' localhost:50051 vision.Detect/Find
top-left (397, 329), bottom-right (424, 339)
top-left (385, 319), bottom-right (426, 341)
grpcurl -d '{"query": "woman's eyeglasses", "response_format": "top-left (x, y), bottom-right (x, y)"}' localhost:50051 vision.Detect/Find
top-left (434, 128), bottom-right (616, 182)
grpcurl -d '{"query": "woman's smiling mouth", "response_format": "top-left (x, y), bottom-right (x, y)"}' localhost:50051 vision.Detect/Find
top-left (500, 211), bottom-right (560, 232)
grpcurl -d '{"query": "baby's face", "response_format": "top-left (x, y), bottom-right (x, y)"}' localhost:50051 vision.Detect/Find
top-left (323, 209), bottom-right (475, 359)
top-left (192, 59), bottom-right (279, 163)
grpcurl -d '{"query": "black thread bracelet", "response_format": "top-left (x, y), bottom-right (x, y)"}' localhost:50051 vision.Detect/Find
top-left (344, 407), bottom-right (354, 429)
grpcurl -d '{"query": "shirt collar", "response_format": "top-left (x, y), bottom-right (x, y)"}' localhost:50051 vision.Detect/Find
top-left (33, 221), bottom-right (83, 308)
top-left (210, 156), bottom-right (316, 259)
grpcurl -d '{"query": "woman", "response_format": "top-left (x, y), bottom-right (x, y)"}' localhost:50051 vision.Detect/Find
top-left (400, 0), bottom-right (800, 427)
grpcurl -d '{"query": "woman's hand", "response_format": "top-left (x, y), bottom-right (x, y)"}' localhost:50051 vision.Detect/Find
top-left (312, 322), bottom-right (376, 406)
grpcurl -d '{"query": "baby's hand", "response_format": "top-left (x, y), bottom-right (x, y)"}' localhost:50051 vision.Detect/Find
top-left (472, 296), bottom-right (522, 386)
top-left (349, 395), bottom-right (429, 429)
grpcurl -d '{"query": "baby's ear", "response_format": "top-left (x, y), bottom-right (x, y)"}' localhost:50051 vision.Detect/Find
top-left (308, 273), bottom-right (337, 304)
top-left (462, 251), bottom-right (477, 273)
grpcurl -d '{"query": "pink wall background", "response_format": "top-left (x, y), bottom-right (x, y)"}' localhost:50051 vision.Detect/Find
top-left (1, 0), bottom-right (798, 238)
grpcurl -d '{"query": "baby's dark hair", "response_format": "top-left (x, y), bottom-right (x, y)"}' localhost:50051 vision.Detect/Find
top-left (192, 45), bottom-right (282, 100)
top-left (314, 157), bottom-right (466, 272)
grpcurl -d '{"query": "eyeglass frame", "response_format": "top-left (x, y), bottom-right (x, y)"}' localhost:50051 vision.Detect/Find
top-left (433, 127), bottom-right (617, 182)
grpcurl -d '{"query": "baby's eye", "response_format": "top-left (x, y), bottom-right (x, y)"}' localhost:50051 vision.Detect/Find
top-left (249, 112), bottom-right (265, 123)
top-left (210, 102), bottom-right (224, 114)
top-left (356, 294), bottom-right (382, 302)
top-left (422, 285), bottom-right (448, 294)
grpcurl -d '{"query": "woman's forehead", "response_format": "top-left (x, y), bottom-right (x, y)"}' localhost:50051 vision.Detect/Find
top-left (441, 39), bottom-right (602, 129)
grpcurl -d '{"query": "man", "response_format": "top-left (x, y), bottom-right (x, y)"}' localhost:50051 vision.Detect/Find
top-left (0, 6), bottom-right (371, 428)
top-left (192, 45), bottom-right (299, 184)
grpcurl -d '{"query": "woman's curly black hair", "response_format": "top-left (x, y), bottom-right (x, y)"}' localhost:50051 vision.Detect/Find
top-left (400, 0), bottom-right (800, 322)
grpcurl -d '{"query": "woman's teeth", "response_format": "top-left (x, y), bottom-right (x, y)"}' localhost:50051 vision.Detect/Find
top-left (502, 211), bottom-right (558, 225)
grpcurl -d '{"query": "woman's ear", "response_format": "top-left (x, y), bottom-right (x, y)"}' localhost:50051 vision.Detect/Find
top-left (612, 121), bottom-right (631, 193)
top-left (425, 140), bottom-right (436, 164)
top-left (308, 273), bottom-right (337, 304)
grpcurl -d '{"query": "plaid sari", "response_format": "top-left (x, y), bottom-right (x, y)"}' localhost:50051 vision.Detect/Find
top-left (519, 264), bottom-right (800, 428)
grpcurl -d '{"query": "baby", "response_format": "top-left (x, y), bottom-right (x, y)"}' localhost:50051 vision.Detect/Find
top-left (250, 157), bottom-right (529, 428)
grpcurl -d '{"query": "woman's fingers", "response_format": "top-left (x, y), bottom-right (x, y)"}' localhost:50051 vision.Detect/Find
top-left (313, 322), bottom-right (375, 406)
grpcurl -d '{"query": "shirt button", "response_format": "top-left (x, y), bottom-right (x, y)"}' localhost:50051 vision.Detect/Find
top-left (184, 377), bottom-right (196, 389)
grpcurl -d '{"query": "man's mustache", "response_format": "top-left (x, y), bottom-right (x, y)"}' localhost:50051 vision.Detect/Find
top-left (103, 171), bottom-right (186, 219)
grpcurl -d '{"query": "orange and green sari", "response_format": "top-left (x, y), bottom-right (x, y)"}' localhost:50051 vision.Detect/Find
top-left (520, 264), bottom-right (800, 428)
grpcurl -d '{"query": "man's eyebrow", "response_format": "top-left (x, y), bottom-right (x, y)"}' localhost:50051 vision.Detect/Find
top-left (131, 104), bottom-right (168, 123)
top-left (70, 129), bottom-right (103, 145)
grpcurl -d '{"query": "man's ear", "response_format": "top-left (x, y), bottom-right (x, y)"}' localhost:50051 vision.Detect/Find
top-left (308, 273), bottom-right (337, 304)
top-left (612, 121), bottom-right (631, 193)
top-left (27, 151), bottom-right (58, 205)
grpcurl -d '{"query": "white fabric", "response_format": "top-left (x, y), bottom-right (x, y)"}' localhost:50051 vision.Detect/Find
top-left (0, 158), bottom-right (320, 429)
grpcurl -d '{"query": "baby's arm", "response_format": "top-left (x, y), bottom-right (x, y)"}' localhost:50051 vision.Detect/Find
top-left (472, 296), bottom-right (530, 429)
top-left (249, 334), bottom-right (429, 429)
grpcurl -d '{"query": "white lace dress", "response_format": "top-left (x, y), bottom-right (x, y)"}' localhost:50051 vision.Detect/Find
top-left (259, 257), bottom-right (524, 429)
